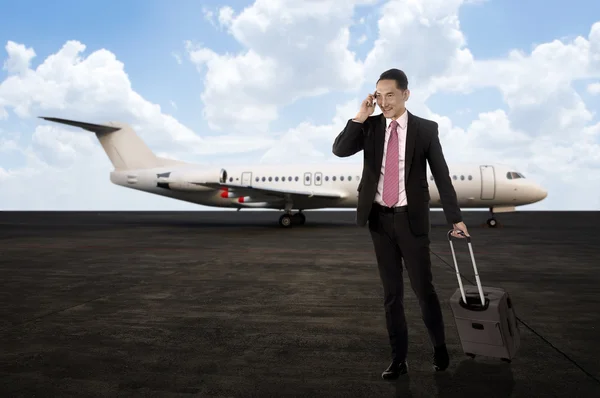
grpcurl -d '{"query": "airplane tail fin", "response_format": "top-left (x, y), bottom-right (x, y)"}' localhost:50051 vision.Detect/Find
top-left (39, 117), bottom-right (159, 170)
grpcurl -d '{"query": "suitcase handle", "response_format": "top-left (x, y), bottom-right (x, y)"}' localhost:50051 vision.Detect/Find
top-left (447, 230), bottom-right (486, 308)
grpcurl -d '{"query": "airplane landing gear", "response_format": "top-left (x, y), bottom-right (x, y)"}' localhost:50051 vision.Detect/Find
top-left (279, 213), bottom-right (293, 227)
top-left (278, 199), bottom-right (306, 228)
top-left (486, 207), bottom-right (499, 228)
top-left (278, 210), bottom-right (305, 228)
top-left (294, 211), bottom-right (306, 225)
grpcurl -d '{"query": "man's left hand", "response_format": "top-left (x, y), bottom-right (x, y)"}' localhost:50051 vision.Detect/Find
top-left (451, 222), bottom-right (469, 238)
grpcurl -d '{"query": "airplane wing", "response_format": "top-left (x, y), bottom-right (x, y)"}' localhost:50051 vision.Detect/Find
top-left (199, 182), bottom-right (346, 200)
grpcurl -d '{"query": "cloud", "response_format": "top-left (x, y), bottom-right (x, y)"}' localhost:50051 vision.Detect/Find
top-left (364, 0), bottom-right (469, 88)
top-left (218, 6), bottom-right (235, 26)
top-left (588, 82), bottom-right (600, 95)
top-left (426, 21), bottom-right (600, 154)
top-left (2, 41), bottom-right (35, 75)
top-left (259, 98), bottom-right (362, 164)
top-left (186, 0), bottom-right (376, 131)
top-left (0, 40), bottom-right (277, 157)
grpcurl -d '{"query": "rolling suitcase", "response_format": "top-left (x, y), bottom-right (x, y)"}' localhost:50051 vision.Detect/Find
top-left (447, 230), bottom-right (520, 362)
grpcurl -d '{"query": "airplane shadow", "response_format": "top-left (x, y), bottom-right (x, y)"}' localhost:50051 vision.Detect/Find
top-left (112, 221), bottom-right (509, 231)
top-left (115, 219), bottom-right (355, 230)
top-left (101, 211), bottom-right (508, 232)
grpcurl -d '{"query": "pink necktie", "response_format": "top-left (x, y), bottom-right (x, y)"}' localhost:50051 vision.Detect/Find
top-left (382, 120), bottom-right (399, 207)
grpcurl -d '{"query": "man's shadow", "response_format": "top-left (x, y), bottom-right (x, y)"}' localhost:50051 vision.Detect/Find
top-left (392, 374), bottom-right (412, 397)
top-left (434, 358), bottom-right (515, 397)
top-left (388, 359), bottom-right (514, 397)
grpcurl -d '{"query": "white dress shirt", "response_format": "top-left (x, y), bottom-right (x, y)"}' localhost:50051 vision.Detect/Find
top-left (374, 109), bottom-right (408, 207)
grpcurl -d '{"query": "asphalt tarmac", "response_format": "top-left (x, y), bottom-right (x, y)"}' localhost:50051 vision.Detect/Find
top-left (1, 210), bottom-right (599, 397)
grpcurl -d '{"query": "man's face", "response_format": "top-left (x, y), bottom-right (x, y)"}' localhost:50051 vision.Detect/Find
top-left (375, 79), bottom-right (409, 119)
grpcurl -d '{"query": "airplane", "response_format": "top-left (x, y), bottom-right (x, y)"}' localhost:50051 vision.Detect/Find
top-left (38, 116), bottom-right (548, 228)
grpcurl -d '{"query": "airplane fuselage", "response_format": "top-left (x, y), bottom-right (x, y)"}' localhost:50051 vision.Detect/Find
top-left (109, 162), bottom-right (546, 211)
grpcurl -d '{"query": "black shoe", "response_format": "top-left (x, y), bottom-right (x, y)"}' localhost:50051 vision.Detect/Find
top-left (433, 344), bottom-right (449, 371)
top-left (381, 360), bottom-right (408, 380)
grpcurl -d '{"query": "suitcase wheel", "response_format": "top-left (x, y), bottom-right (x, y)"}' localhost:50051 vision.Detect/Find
top-left (465, 353), bottom-right (476, 358)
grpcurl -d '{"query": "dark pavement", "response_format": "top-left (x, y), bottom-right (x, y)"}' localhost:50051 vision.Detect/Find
top-left (0, 210), bottom-right (599, 397)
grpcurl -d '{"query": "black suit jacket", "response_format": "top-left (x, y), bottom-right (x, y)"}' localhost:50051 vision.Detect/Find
top-left (332, 111), bottom-right (462, 236)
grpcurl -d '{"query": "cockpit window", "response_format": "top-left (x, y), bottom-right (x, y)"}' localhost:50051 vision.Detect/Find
top-left (506, 172), bottom-right (525, 179)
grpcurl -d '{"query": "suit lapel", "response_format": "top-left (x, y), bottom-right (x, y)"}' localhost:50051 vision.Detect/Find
top-left (404, 111), bottom-right (418, 182)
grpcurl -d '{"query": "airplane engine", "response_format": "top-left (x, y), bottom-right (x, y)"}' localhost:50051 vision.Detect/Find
top-left (155, 169), bottom-right (223, 192)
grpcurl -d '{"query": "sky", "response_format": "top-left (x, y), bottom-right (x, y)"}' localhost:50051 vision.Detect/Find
top-left (1, 0), bottom-right (599, 211)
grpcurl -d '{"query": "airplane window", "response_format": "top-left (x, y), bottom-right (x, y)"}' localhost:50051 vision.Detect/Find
top-left (468, 175), bottom-right (472, 180)
top-left (316, 176), bottom-right (321, 181)
top-left (348, 176), bottom-right (352, 181)
top-left (268, 177), bottom-right (272, 181)
top-left (518, 173), bottom-right (525, 178)
top-left (325, 176), bottom-right (329, 181)
top-left (262, 177), bottom-right (266, 181)
top-left (288, 176), bottom-right (292, 181)
top-left (340, 176), bottom-right (344, 181)
top-left (255, 177), bottom-right (259, 182)
top-left (229, 177), bottom-right (233, 182)
top-left (452, 175), bottom-right (457, 180)
top-left (294, 176), bottom-right (298, 181)
top-left (332, 176), bottom-right (337, 181)
top-left (507, 172), bottom-right (522, 179)
top-left (275, 177), bottom-right (279, 181)
top-left (460, 175), bottom-right (465, 180)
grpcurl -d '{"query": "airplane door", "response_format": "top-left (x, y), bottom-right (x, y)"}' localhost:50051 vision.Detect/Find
top-left (314, 172), bottom-right (322, 186)
top-left (241, 171), bottom-right (252, 186)
top-left (304, 172), bottom-right (312, 186)
top-left (480, 165), bottom-right (495, 200)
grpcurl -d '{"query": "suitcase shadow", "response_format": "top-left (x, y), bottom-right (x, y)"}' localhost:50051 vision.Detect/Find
top-left (434, 359), bottom-right (515, 397)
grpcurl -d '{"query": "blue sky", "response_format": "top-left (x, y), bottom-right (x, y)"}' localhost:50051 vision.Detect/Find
top-left (1, 0), bottom-right (599, 210)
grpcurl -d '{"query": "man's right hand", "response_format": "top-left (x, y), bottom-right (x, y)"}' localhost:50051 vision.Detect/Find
top-left (354, 92), bottom-right (376, 122)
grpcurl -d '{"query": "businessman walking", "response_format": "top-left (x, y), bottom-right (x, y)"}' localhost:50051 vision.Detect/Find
top-left (332, 68), bottom-right (469, 380)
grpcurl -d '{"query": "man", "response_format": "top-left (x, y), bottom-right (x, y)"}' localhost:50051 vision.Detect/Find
top-left (332, 68), bottom-right (469, 380)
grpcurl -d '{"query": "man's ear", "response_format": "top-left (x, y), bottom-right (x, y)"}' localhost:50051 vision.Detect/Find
top-left (404, 89), bottom-right (410, 101)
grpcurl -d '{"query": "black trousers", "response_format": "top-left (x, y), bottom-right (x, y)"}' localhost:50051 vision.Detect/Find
top-left (368, 204), bottom-right (445, 362)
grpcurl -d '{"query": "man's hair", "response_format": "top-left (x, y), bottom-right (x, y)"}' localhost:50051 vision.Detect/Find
top-left (377, 68), bottom-right (408, 90)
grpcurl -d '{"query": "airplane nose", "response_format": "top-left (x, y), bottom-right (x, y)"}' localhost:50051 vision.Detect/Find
top-left (532, 185), bottom-right (547, 201)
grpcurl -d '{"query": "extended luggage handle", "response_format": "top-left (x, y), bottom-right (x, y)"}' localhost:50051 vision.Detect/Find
top-left (447, 230), bottom-right (486, 307)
